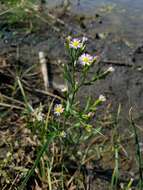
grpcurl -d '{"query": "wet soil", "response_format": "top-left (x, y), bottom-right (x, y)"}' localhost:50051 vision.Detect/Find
top-left (1, 3), bottom-right (143, 122)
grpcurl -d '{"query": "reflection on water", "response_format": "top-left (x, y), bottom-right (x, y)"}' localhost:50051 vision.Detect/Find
top-left (45, 0), bottom-right (143, 46)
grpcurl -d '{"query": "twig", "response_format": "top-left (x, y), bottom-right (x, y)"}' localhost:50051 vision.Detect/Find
top-left (0, 102), bottom-right (24, 110)
top-left (8, 174), bottom-right (19, 190)
top-left (101, 60), bottom-right (133, 67)
top-left (0, 93), bottom-right (25, 106)
top-left (34, 88), bottom-right (64, 101)
top-left (39, 51), bottom-right (49, 91)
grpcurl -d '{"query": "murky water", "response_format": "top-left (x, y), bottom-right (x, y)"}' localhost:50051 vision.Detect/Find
top-left (1, 0), bottom-right (143, 122)
top-left (46, 0), bottom-right (143, 44)
top-left (46, 0), bottom-right (143, 14)
top-left (43, 0), bottom-right (143, 122)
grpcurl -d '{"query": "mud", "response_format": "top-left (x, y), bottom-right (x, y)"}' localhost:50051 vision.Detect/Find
top-left (1, 2), bottom-right (143, 123)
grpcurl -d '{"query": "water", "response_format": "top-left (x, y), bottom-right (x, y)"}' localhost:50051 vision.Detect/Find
top-left (45, 0), bottom-right (143, 46)
top-left (44, 0), bottom-right (143, 121)
top-left (46, 0), bottom-right (143, 14)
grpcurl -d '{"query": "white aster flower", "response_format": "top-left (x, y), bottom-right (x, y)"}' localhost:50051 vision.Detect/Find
top-left (54, 104), bottom-right (64, 116)
top-left (79, 53), bottom-right (94, 66)
top-left (107, 66), bottom-right (115, 72)
top-left (61, 86), bottom-right (68, 92)
top-left (82, 36), bottom-right (88, 43)
top-left (32, 106), bottom-right (44, 122)
top-left (69, 38), bottom-right (82, 49)
top-left (99, 95), bottom-right (106, 102)
top-left (60, 131), bottom-right (66, 138)
top-left (36, 112), bottom-right (44, 121)
top-left (87, 112), bottom-right (95, 118)
top-left (66, 35), bottom-right (71, 42)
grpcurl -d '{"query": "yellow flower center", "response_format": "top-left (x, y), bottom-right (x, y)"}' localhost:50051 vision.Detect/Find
top-left (55, 107), bottom-right (62, 113)
top-left (54, 105), bottom-right (64, 115)
top-left (72, 41), bottom-right (80, 47)
top-left (82, 57), bottom-right (90, 63)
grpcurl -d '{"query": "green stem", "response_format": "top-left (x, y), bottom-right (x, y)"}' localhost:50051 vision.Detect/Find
top-left (111, 145), bottom-right (119, 189)
top-left (18, 132), bottom-right (57, 190)
top-left (83, 70), bottom-right (110, 86)
top-left (47, 167), bottom-right (52, 190)
top-left (130, 116), bottom-right (143, 189)
top-left (17, 76), bottom-right (33, 112)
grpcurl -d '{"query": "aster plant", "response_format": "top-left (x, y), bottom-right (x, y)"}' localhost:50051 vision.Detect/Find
top-left (19, 36), bottom-right (115, 190)
top-left (64, 36), bottom-right (114, 111)
top-left (50, 36), bottom-right (115, 163)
